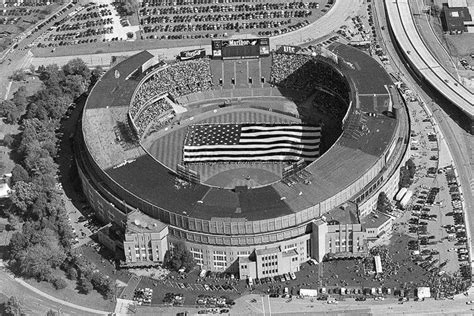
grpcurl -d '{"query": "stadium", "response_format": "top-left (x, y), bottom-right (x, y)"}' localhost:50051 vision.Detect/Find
top-left (75, 39), bottom-right (411, 279)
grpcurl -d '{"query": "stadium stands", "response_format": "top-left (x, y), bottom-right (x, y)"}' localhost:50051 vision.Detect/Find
top-left (133, 98), bottom-right (174, 136)
top-left (270, 52), bottom-right (350, 101)
top-left (131, 58), bottom-right (213, 118)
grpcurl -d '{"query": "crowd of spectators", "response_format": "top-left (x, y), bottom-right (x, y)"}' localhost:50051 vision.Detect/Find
top-left (139, 1), bottom-right (320, 40)
top-left (134, 98), bottom-right (173, 135)
top-left (270, 53), bottom-right (349, 99)
top-left (131, 59), bottom-right (212, 117)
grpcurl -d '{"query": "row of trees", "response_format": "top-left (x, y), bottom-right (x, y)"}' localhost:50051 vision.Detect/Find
top-left (4, 59), bottom-right (110, 297)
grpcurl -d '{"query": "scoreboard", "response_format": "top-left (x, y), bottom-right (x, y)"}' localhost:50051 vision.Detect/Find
top-left (212, 38), bottom-right (270, 59)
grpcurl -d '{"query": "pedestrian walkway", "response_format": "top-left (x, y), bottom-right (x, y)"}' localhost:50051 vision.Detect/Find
top-left (12, 276), bottom-right (110, 315)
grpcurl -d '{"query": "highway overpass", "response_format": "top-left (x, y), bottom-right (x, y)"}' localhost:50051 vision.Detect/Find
top-left (385, 0), bottom-right (473, 133)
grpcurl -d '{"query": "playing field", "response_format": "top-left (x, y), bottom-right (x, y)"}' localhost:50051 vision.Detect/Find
top-left (147, 107), bottom-right (303, 188)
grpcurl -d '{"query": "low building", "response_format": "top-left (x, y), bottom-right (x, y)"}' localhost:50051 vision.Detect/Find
top-left (122, 210), bottom-right (169, 267)
top-left (361, 211), bottom-right (393, 240)
top-left (442, 6), bottom-right (473, 33)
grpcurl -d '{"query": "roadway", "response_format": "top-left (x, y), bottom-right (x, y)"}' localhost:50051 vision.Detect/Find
top-left (231, 291), bottom-right (474, 316)
top-left (375, 0), bottom-right (474, 280)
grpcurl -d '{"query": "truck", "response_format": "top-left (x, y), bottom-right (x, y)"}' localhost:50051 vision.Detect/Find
top-left (299, 289), bottom-right (318, 297)
top-left (399, 190), bottom-right (413, 209)
top-left (395, 187), bottom-right (408, 201)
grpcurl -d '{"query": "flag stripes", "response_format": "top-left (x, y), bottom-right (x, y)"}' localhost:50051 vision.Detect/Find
top-left (183, 123), bottom-right (321, 162)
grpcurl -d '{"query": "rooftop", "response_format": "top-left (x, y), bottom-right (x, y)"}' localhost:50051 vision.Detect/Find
top-left (443, 6), bottom-right (472, 31)
top-left (361, 211), bottom-right (392, 229)
top-left (323, 202), bottom-right (359, 225)
top-left (126, 210), bottom-right (168, 234)
top-left (256, 247), bottom-right (281, 256)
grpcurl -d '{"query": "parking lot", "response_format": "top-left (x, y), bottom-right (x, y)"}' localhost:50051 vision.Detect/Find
top-left (33, 2), bottom-right (139, 49)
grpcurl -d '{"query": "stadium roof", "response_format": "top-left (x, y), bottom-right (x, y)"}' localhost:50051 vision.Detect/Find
top-left (86, 51), bottom-right (153, 110)
top-left (83, 45), bottom-right (401, 222)
top-left (386, 0), bottom-right (473, 119)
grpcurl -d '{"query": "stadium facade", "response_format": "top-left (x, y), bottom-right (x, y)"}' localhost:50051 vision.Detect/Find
top-left (76, 42), bottom-right (410, 279)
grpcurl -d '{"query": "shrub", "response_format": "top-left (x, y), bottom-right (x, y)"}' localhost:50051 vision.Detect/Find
top-left (67, 267), bottom-right (78, 280)
top-left (53, 277), bottom-right (67, 290)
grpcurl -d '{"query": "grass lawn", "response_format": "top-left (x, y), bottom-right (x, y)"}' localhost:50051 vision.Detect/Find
top-left (7, 74), bottom-right (43, 99)
top-left (23, 269), bottom-right (115, 312)
top-left (445, 34), bottom-right (474, 58)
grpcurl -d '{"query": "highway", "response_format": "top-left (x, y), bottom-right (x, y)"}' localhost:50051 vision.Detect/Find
top-left (384, 0), bottom-right (473, 121)
top-left (376, 0), bottom-right (474, 279)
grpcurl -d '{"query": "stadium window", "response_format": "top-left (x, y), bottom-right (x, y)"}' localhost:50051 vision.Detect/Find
top-left (219, 78), bottom-right (223, 85)
top-left (231, 78), bottom-right (235, 85)
top-left (248, 77), bottom-right (252, 84)
top-left (261, 77), bottom-right (265, 83)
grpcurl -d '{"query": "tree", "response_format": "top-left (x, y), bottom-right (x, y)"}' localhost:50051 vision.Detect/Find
top-left (10, 70), bottom-right (26, 82)
top-left (11, 164), bottom-right (30, 184)
top-left (122, 0), bottom-right (139, 15)
top-left (52, 277), bottom-right (67, 290)
top-left (12, 86), bottom-right (28, 112)
top-left (62, 58), bottom-right (91, 83)
top-left (430, 4), bottom-right (441, 16)
top-left (7, 214), bottom-right (20, 231)
top-left (10, 181), bottom-right (39, 214)
top-left (3, 133), bottom-right (15, 148)
top-left (67, 266), bottom-right (78, 280)
top-left (163, 242), bottom-right (195, 272)
top-left (91, 272), bottom-right (114, 299)
top-left (4, 296), bottom-right (21, 316)
top-left (406, 159), bottom-right (416, 178)
top-left (78, 276), bottom-right (93, 294)
top-left (0, 100), bottom-right (15, 117)
top-left (46, 310), bottom-right (58, 316)
top-left (91, 66), bottom-right (104, 85)
top-left (377, 192), bottom-right (392, 213)
top-left (0, 100), bottom-right (21, 124)
top-left (62, 74), bottom-right (87, 99)
top-left (38, 64), bottom-right (65, 90)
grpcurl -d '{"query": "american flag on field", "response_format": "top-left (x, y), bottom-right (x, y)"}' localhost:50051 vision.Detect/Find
top-left (182, 123), bottom-right (321, 162)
